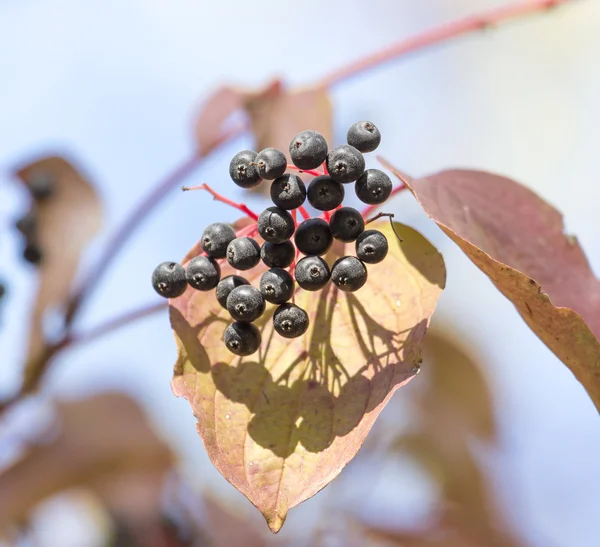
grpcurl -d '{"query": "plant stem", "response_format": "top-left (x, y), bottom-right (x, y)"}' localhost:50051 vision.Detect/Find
top-left (182, 183), bottom-right (259, 221)
top-left (69, 301), bottom-right (168, 347)
top-left (298, 206), bottom-right (311, 221)
top-left (360, 183), bottom-right (408, 219)
top-left (319, 0), bottom-right (573, 88)
top-left (286, 165), bottom-right (323, 177)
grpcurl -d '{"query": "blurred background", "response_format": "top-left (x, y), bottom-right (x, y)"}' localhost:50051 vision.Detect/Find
top-left (1, 0), bottom-right (599, 545)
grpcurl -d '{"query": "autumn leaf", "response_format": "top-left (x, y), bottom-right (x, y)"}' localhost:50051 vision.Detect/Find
top-left (194, 80), bottom-right (332, 158)
top-left (381, 160), bottom-right (600, 413)
top-left (14, 156), bottom-right (103, 393)
top-left (0, 393), bottom-right (174, 531)
top-left (170, 221), bottom-right (445, 532)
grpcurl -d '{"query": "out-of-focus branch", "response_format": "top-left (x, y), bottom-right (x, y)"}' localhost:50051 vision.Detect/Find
top-left (319, 0), bottom-right (575, 88)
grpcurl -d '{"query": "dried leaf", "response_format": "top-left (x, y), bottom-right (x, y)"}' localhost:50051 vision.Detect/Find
top-left (382, 160), bottom-right (600, 412)
top-left (14, 156), bottom-right (103, 392)
top-left (194, 86), bottom-right (246, 156)
top-left (170, 221), bottom-right (445, 532)
top-left (193, 80), bottom-right (333, 158)
top-left (0, 393), bottom-right (174, 531)
top-left (243, 80), bottom-right (333, 154)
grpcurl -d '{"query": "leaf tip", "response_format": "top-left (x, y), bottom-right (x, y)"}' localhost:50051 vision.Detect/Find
top-left (265, 510), bottom-right (287, 534)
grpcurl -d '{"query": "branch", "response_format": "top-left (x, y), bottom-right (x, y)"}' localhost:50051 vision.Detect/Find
top-left (69, 301), bottom-right (168, 347)
top-left (319, 0), bottom-right (574, 88)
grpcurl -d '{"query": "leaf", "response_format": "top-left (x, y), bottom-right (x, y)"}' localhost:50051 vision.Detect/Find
top-left (170, 221), bottom-right (445, 532)
top-left (14, 156), bottom-right (103, 392)
top-left (243, 80), bottom-right (333, 154)
top-left (0, 393), bottom-right (174, 531)
top-left (194, 86), bottom-right (247, 156)
top-left (193, 80), bottom-right (333, 158)
top-left (381, 159), bottom-right (600, 412)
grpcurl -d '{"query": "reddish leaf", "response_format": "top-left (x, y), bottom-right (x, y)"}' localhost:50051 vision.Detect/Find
top-left (170, 221), bottom-right (445, 532)
top-left (193, 80), bottom-right (333, 159)
top-left (14, 156), bottom-right (103, 392)
top-left (194, 86), bottom-right (246, 156)
top-left (381, 160), bottom-right (600, 412)
top-left (243, 80), bottom-right (333, 154)
top-left (0, 393), bottom-right (174, 531)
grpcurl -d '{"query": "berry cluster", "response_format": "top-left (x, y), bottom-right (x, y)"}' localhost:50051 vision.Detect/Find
top-left (152, 121), bottom-right (393, 356)
top-left (14, 171), bottom-right (55, 265)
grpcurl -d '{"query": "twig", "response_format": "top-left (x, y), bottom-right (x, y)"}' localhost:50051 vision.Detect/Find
top-left (319, 0), bottom-right (574, 88)
top-left (286, 164), bottom-right (324, 177)
top-left (365, 212), bottom-right (403, 242)
top-left (360, 183), bottom-right (408, 219)
top-left (182, 183), bottom-right (259, 221)
top-left (69, 301), bottom-right (168, 347)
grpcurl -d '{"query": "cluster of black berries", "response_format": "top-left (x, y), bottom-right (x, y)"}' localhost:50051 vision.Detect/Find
top-left (152, 121), bottom-right (393, 356)
top-left (14, 171), bottom-right (55, 265)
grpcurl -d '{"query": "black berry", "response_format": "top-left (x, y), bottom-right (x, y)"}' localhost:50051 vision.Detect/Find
top-left (186, 256), bottom-right (220, 291)
top-left (255, 148), bottom-right (287, 180)
top-left (226, 237), bottom-right (261, 270)
top-left (15, 210), bottom-right (37, 238)
top-left (216, 275), bottom-right (249, 309)
top-left (326, 145), bottom-right (365, 184)
top-left (261, 241), bottom-right (295, 268)
top-left (289, 130), bottom-right (328, 170)
top-left (23, 242), bottom-right (43, 265)
top-left (201, 223), bottom-right (236, 258)
top-left (152, 262), bottom-right (188, 298)
top-left (347, 121), bottom-right (381, 153)
top-left (27, 171), bottom-right (55, 201)
top-left (306, 175), bottom-right (344, 211)
top-left (355, 169), bottom-right (392, 205)
top-left (223, 322), bottom-right (261, 356)
top-left (0, 281), bottom-right (6, 301)
top-left (331, 256), bottom-right (368, 292)
top-left (273, 303), bottom-right (309, 338)
top-left (226, 285), bottom-right (265, 322)
top-left (294, 256), bottom-right (331, 291)
top-left (356, 230), bottom-right (388, 264)
top-left (229, 150), bottom-right (262, 189)
top-left (270, 174), bottom-right (306, 210)
top-left (329, 207), bottom-right (365, 242)
top-left (294, 218), bottom-right (333, 256)
top-left (257, 206), bottom-right (295, 244)
top-left (260, 268), bottom-right (295, 304)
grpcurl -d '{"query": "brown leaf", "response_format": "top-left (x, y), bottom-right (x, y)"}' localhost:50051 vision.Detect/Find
top-left (243, 80), bottom-right (333, 154)
top-left (193, 80), bottom-right (333, 158)
top-left (194, 86), bottom-right (246, 156)
top-left (381, 160), bottom-right (600, 412)
top-left (0, 393), bottom-right (174, 531)
top-left (14, 156), bottom-right (103, 392)
top-left (170, 221), bottom-right (445, 533)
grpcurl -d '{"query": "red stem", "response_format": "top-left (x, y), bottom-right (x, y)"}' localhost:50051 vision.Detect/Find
top-left (319, 0), bottom-right (573, 88)
top-left (321, 162), bottom-right (329, 175)
top-left (298, 206), bottom-right (310, 221)
top-left (183, 183), bottom-right (259, 221)
top-left (360, 183), bottom-right (408, 219)
top-left (286, 164), bottom-right (323, 177)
